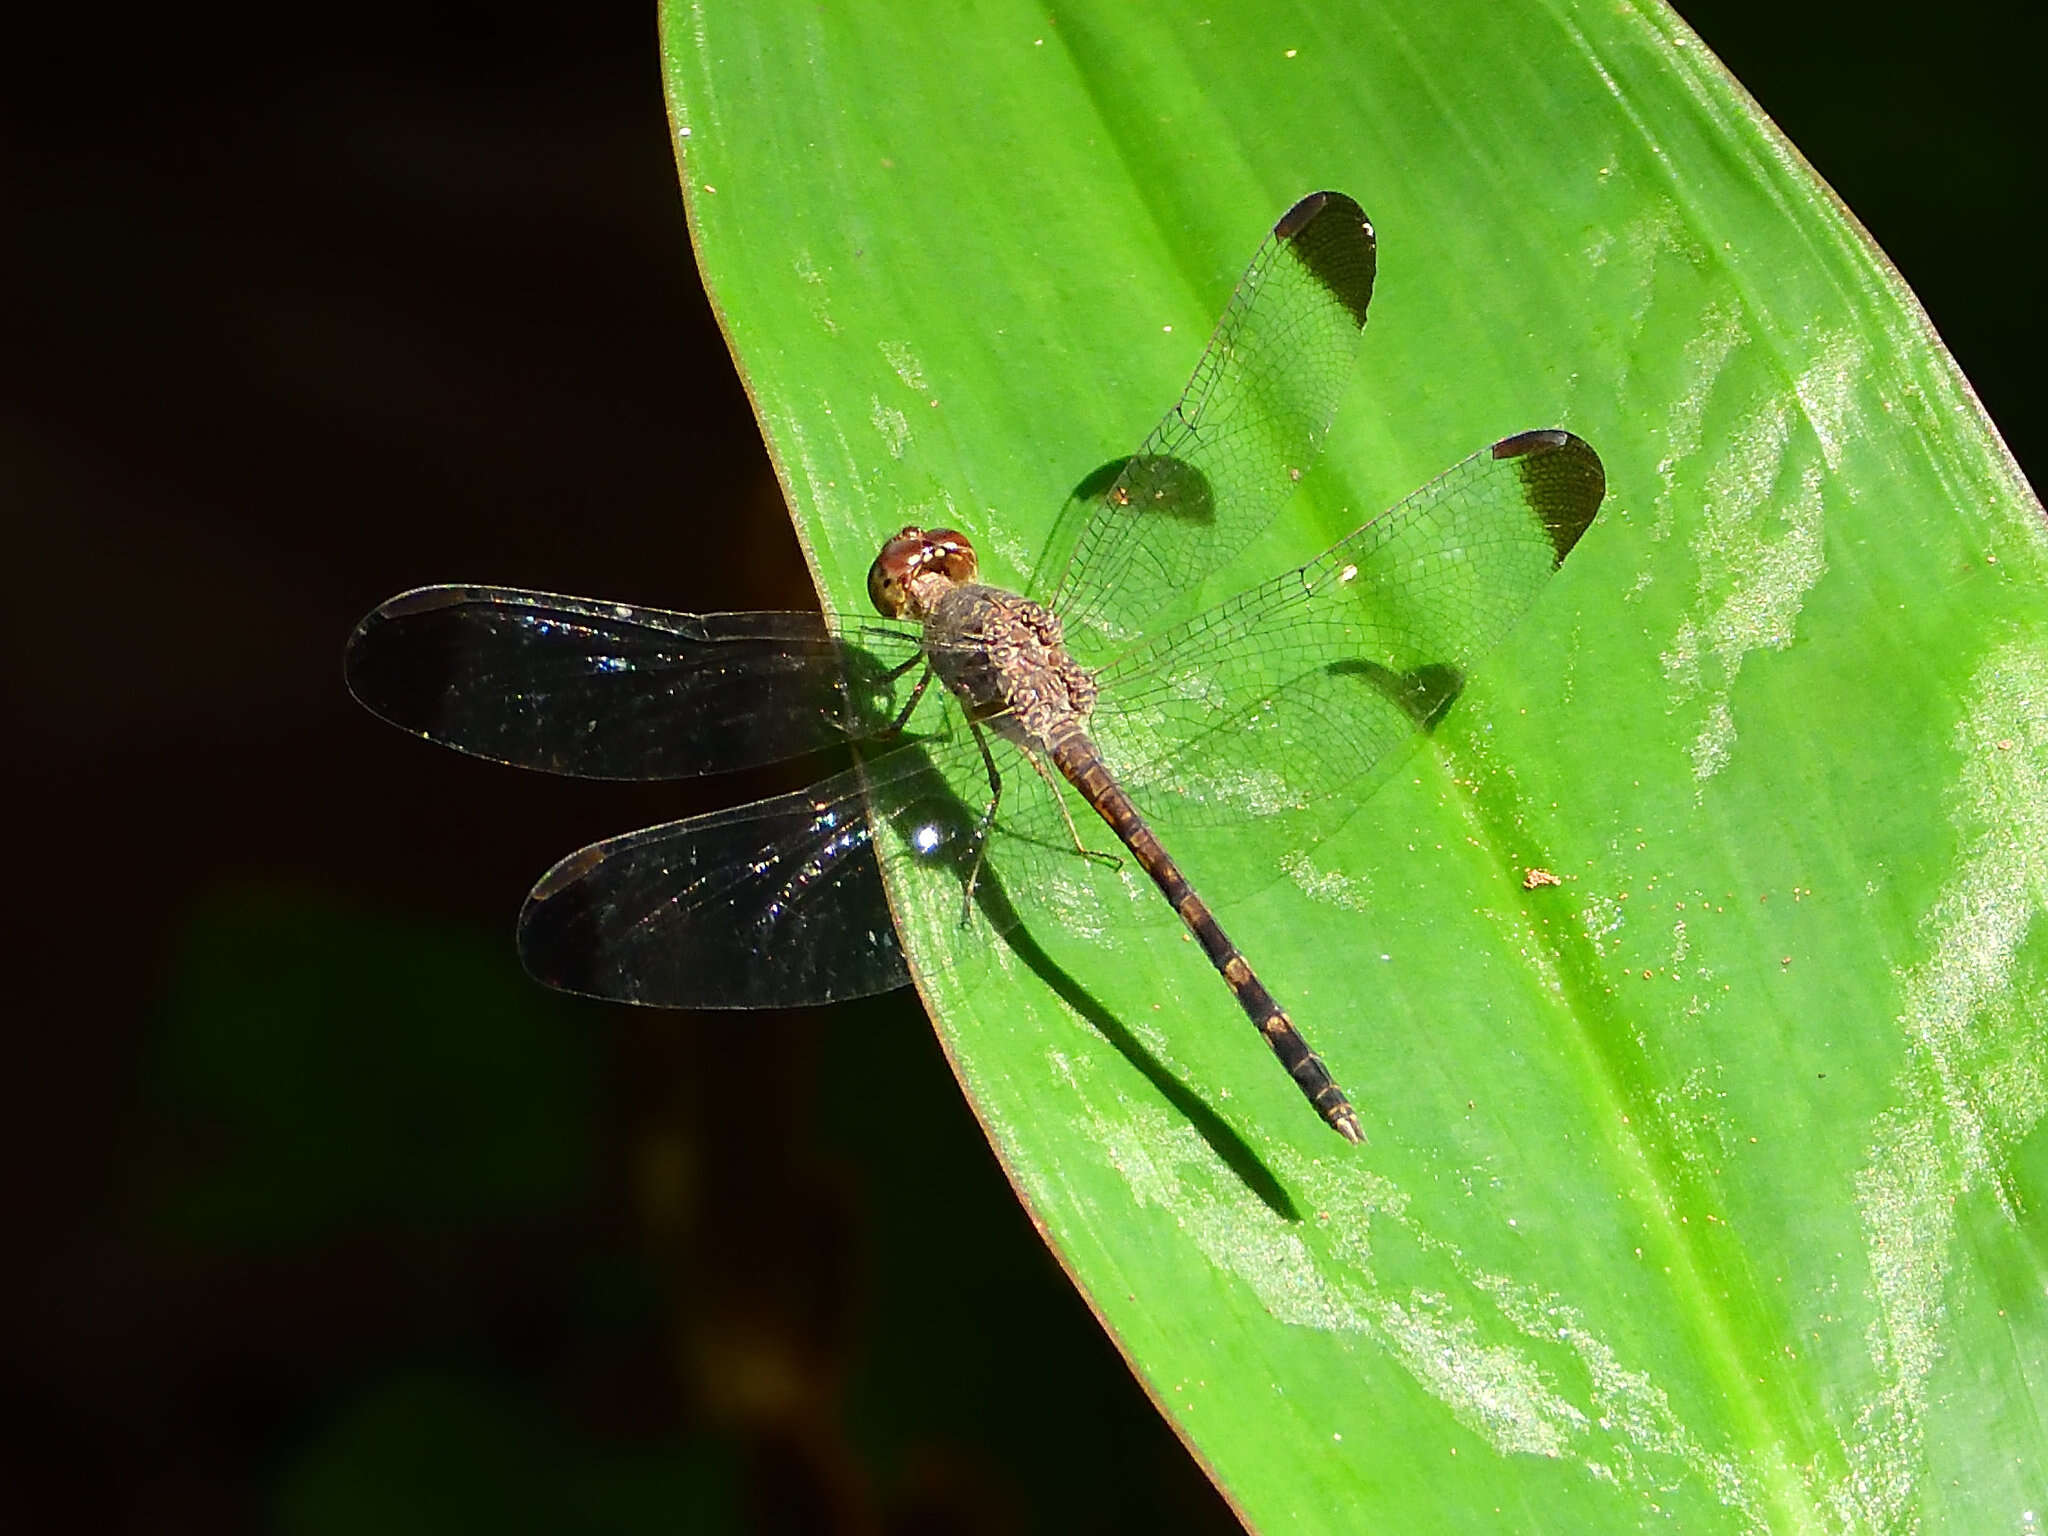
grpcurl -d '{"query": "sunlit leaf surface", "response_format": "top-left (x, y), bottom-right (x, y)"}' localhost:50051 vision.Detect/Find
top-left (660, 2), bottom-right (2048, 1529)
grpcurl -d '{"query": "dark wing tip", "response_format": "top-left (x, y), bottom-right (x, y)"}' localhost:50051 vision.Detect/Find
top-left (342, 586), bottom-right (470, 728)
top-left (518, 849), bottom-right (622, 1001)
top-left (527, 843), bottom-right (609, 903)
top-left (1491, 428), bottom-right (1570, 460)
top-left (1275, 190), bottom-right (1376, 329)
top-left (1274, 190), bottom-right (1332, 238)
top-left (1492, 429), bottom-right (1606, 563)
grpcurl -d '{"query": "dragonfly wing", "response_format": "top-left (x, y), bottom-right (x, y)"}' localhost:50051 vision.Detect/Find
top-left (516, 758), bottom-right (911, 1008)
top-left (1043, 192), bottom-right (1376, 655)
top-left (515, 718), bottom-right (1107, 1007)
top-left (344, 585), bottom-right (925, 780)
top-left (1091, 431), bottom-right (1605, 842)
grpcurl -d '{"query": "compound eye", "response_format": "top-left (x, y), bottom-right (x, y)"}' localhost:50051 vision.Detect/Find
top-left (922, 528), bottom-right (980, 585)
top-left (867, 527), bottom-right (927, 617)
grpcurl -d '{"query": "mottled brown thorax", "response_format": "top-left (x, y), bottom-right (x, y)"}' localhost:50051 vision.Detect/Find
top-left (923, 584), bottom-right (1098, 750)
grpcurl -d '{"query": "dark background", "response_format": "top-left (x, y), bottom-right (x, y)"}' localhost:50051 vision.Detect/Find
top-left (9, 3), bottom-right (2039, 1531)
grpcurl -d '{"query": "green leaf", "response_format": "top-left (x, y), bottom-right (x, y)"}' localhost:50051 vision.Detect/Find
top-left (661, 2), bottom-right (2048, 1530)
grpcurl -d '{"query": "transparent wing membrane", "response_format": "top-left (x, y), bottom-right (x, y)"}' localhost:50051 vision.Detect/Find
top-left (1045, 191), bottom-right (1377, 655)
top-left (1092, 431), bottom-right (1605, 836)
top-left (344, 585), bottom-right (925, 780)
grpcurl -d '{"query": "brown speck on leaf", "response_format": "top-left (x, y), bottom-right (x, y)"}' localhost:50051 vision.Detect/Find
top-left (1523, 867), bottom-right (1561, 889)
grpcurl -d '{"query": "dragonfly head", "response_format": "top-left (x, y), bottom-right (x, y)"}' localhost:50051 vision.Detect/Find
top-left (868, 526), bottom-right (979, 620)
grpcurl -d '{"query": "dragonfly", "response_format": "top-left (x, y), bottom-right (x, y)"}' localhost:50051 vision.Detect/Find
top-left (345, 191), bottom-right (1605, 1142)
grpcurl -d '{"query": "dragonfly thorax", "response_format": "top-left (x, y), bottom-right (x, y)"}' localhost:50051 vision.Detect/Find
top-left (925, 583), bottom-right (1098, 748)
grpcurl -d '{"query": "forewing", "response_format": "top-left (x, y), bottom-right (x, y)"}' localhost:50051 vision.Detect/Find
top-left (344, 585), bottom-right (924, 780)
top-left (1091, 431), bottom-right (1606, 842)
top-left (1044, 192), bottom-right (1376, 655)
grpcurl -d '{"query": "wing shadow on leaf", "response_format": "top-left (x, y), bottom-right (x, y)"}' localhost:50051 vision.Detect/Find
top-left (1328, 658), bottom-right (1466, 732)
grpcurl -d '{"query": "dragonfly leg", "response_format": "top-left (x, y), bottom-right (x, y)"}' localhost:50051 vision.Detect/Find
top-left (875, 661), bottom-right (935, 738)
top-left (958, 717), bottom-right (1005, 924)
top-left (1019, 747), bottom-right (1122, 873)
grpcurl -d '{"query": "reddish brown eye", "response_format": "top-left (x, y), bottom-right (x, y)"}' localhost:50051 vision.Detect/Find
top-left (867, 525), bottom-right (980, 618)
top-left (922, 528), bottom-right (980, 585)
top-left (867, 527), bottom-right (926, 617)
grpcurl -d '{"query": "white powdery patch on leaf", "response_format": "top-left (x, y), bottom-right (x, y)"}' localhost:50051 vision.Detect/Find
top-left (1660, 382), bottom-right (1829, 784)
top-left (1652, 297), bottom-right (1747, 545)
top-left (1835, 641), bottom-right (2048, 1536)
top-left (1061, 1089), bottom-right (1768, 1527)
top-left (869, 396), bottom-right (910, 459)
top-left (877, 338), bottom-right (928, 392)
top-left (1277, 849), bottom-right (1374, 912)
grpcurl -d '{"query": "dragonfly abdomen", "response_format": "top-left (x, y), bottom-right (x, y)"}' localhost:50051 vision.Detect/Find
top-left (1049, 731), bottom-right (1363, 1143)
